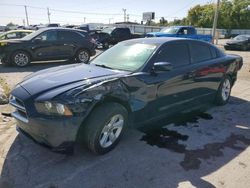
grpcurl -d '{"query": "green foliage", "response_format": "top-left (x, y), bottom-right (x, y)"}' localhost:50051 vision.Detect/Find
top-left (6, 22), bottom-right (15, 27)
top-left (187, 0), bottom-right (250, 29)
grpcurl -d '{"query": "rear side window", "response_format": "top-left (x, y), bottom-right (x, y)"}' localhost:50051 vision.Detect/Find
top-left (155, 43), bottom-right (190, 67)
top-left (190, 43), bottom-right (212, 63)
top-left (58, 31), bottom-right (83, 41)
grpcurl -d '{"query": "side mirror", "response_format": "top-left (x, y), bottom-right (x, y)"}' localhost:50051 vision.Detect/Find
top-left (153, 62), bottom-right (173, 72)
top-left (33, 38), bottom-right (42, 43)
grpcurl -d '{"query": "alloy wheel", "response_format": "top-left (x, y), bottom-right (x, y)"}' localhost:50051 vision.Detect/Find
top-left (14, 53), bottom-right (29, 66)
top-left (99, 114), bottom-right (124, 148)
top-left (78, 50), bottom-right (89, 63)
top-left (221, 78), bottom-right (231, 101)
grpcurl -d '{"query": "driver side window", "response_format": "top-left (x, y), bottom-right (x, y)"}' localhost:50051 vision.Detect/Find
top-left (35, 31), bottom-right (57, 41)
top-left (155, 43), bottom-right (190, 68)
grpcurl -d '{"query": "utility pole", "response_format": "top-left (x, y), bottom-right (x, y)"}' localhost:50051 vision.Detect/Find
top-left (212, 0), bottom-right (220, 44)
top-left (24, 5), bottom-right (29, 26)
top-left (84, 17), bottom-right (86, 23)
top-left (127, 14), bottom-right (129, 22)
top-left (47, 7), bottom-right (51, 24)
top-left (122, 8), bottom-right (126, 22)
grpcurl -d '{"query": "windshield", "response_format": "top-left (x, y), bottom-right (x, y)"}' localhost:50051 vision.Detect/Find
top-left (160, 27), bottom-right (179, 34)
top-left (234, 35), bottom-right (250, 41)
top-left (101, 27), bottom-right (114, 34)
top-left (91, 42), bottom-right (157, 72)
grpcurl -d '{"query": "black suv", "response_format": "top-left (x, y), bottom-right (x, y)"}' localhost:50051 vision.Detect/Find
top-left (91, 27), bottom-right (141, 49)
top-left (0, 28), bottom-right (96, 67)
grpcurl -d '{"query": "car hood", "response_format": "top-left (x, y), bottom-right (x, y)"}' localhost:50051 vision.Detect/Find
top-left (20, 63), bottom-right (127, 96)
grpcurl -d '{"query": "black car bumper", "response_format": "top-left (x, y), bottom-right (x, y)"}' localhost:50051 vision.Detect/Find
top-left (224, 44), bottom-right (244, 50)
top-left (13, 111), bottom-right (82, 154)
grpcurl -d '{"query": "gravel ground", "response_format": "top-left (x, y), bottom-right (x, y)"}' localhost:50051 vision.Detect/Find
top-left (0, 40), bottom-right (250, 188)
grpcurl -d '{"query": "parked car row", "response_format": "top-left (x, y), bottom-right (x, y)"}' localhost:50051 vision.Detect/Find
top-left (0, 25), bottom-right (248, 67)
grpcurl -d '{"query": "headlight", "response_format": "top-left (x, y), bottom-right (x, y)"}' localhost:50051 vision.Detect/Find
top-left (35, 101), bottom-right (73, 116)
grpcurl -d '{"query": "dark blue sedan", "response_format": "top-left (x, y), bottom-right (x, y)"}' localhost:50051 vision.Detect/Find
top-left (10, 38), bottom-right (243, 154)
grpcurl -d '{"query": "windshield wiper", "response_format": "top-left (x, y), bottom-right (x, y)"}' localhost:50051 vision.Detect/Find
top-left (94, 64), bottom-right (113, 69)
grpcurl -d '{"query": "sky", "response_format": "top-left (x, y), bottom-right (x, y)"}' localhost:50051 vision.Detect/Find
top-left (0, 0), bottom-right (214, 26)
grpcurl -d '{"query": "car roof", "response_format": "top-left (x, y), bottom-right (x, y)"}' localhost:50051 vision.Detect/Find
top-left (38, 27), bottom-right (88, 33)
top-left (5, 30), bottom-right (33, 33)
top-left (121, 37), bottom-right (202, 46)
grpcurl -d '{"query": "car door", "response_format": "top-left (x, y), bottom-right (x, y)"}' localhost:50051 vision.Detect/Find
top-left (134, 42), bottom-right (198, 122)
top-left (31, 30), bottom-right (60, 60)
top-left (57, 30), bottom-right (79, 58)
top-left (188, 41), bottom-right (224, 104)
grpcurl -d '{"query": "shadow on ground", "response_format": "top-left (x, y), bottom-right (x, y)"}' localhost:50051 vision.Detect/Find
top-left (0, 96), bottom-right (250, 188)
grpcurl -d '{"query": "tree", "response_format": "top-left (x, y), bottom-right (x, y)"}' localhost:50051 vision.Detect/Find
top-left (186, 0), bottom-right (250, 29)
top-left (159, 17), bottom-right (168, 26)
top-left (6, 22), bottom-right (16, 27)
top-left (187, 4), bottom-right (214, 28)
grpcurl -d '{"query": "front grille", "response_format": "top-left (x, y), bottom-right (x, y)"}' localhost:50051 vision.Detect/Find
top-left (9, 95), bottom-right (29, 123)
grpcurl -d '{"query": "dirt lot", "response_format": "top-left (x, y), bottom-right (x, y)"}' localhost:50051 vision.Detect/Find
top-left (0, 40), bottom-right (250, 188)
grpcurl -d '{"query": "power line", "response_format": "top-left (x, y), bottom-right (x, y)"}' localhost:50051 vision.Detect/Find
top-left (0, 3), bottom-right (123, 16)
top-left (164, 0), bottom-right (198, 18)
top-left (50, 8), bottom-right (122, 16)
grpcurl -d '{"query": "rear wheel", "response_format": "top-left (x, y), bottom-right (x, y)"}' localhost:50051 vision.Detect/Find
top-left (11, 51), bottom-right (30, 67)
top-left (83, 103), bottom-right (128, 154)
top-left (215, 76), bottom-right (232, 105)
top-left (75, 49), bottom-right (90, 64)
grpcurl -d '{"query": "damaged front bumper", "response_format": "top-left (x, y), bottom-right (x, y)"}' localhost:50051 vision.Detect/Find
top-left (15, 115), bottom-right (82, 154)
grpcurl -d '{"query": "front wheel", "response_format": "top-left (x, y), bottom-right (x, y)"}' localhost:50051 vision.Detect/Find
top-left (11, 51), bottom-right (30, 67)
top-left (83, 103), bottom-right (128, 154)
top-left (215, 76), bottom-right (232, 105)
top-left (75, 49), bottom-right (90, 64)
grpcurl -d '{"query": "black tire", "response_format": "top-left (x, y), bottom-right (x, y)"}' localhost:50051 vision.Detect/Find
top-left (11, 51), bottom-right (31, 67)
top-left (83, 102), bottom-right (128, 155)
top-left (75, 49), bottom-right (90, 64)
top-left (215, 76), bottom-right (232, 105)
